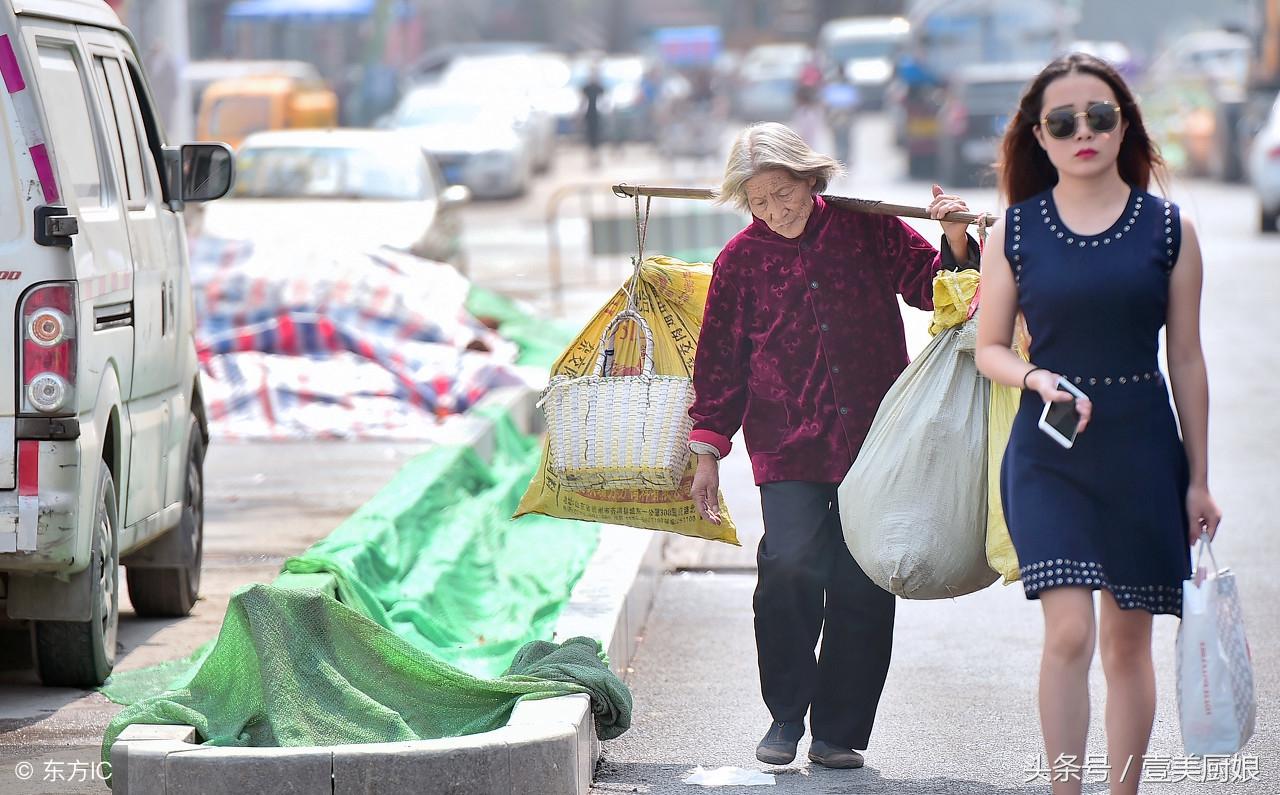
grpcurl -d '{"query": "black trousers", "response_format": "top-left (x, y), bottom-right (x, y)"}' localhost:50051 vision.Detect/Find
top-left (755, 481), bottom-right (896, 750)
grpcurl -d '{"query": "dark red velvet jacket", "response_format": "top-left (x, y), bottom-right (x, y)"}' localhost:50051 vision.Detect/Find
top-left (689, 195), bottom-right (961, 485)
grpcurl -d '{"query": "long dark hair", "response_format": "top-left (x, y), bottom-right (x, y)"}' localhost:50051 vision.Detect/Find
top-left (997, 53), bottom-right (1166, 205)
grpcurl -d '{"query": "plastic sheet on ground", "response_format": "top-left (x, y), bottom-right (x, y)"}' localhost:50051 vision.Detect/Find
top-left (189, 236), bottom-right (551, 439)
top-left (515, 255), bottom-right (739, 545)
top-left (101, 411), bottom-right (627, 762)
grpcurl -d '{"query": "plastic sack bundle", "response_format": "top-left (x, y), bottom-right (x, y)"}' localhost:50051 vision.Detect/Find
top-left (1177, 535), bottom-right (1256, 755)
top-left (839, 269), bottom-right (998, 598)
top-left (517, 256), bottom-right (738, 545)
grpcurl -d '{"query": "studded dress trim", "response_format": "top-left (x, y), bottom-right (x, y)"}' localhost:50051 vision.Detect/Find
top-left (1019, 559), bottom-right (1184, 615)
top-left (1007, 192), bottom-right (1179, 284)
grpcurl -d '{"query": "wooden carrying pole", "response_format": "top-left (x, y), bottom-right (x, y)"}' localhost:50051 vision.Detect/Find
top-left (612, 183), bottom-right (998, 228)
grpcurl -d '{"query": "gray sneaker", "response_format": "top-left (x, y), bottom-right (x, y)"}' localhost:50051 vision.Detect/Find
top-left (807, 740), bottom-right (865, 769)
top-left (755, 720), bottom-right (805, 765)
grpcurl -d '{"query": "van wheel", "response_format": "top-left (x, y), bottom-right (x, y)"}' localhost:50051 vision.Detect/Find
top-left (34, 466), bottom-right (119, 688)
top-left (126, 423), bottom-right (204, 617)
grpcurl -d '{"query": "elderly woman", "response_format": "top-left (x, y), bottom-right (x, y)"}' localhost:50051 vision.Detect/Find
top-left (688, 122), bottom-right (976, 769)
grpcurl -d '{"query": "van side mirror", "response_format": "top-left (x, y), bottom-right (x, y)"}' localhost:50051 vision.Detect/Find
top-left (163, 143), bottom-right (234, 205)
top-left (180, 143), bottom-right (235, 202)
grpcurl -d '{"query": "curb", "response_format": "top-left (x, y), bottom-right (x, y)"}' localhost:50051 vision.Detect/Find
top-left (110, 385), bottom-right (665, 795)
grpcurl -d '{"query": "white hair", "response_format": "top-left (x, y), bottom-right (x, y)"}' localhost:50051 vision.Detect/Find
top-left (717, 123), bottom-right (844, 212)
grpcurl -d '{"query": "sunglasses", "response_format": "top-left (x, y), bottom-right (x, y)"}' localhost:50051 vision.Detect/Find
top-left (1040, 101), bottom-right (1121, 139)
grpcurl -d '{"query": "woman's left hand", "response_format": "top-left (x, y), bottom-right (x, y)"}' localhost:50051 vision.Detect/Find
top-left (928, 184), bottom-right (972, 257)
top-left (1186, 483), bottom-right (1223, 546)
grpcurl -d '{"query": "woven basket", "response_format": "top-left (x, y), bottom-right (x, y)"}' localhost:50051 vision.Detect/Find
top-left (537, 309), bottom-right (695, 492)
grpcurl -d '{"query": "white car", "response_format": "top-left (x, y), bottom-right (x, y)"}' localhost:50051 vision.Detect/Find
top-left (0, 0), bottom-right (232, 686)
top-left (439, 53), bottom-right (565, 173)
top-left (389, 85), bottom-right (534, 200)
top-left (818, 15), bottom-right (910, 108)
top-left (201, 129), bottom-right (470, 263)
top-left (1249, 91), bottom-right (1280, 233)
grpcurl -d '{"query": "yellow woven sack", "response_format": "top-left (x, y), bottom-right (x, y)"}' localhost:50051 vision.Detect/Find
top-left (987, 317), bottom-right (1031, 584)
top-left (515, 255), bottom-right (739, 545)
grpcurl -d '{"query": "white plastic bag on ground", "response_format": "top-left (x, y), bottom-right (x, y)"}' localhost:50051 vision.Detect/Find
top-left (683, 767), bottom-right (776, 786)
top-left (838, 317), bottom-right (998, 599)
top-left (1177, 534), bottom-right (1256, 755)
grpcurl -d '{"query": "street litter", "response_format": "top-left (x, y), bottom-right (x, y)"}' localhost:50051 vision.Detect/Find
top-left (683, 767), bottom-right (776, 786)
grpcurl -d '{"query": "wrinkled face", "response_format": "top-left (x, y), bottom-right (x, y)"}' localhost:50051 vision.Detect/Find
top-left (1034, 72), bottom-right (1128, 179)
top-left (744, 169), bottom-right (818, 239)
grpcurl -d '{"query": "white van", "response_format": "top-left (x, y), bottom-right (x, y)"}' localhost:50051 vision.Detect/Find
top-left (0, 0), bottom-right (232, 687)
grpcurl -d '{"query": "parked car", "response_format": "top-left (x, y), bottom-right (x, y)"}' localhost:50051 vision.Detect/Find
top-left (196, 73), bottom-right (339, 150)
top-left (438, 53), bottom-right (564, 173)
top-left (201, 129), bottom-right (469, 263)
top-left (733, 43), bottom-right (814, 122)
top-left (183, 59), bottom-right (322, 119)
top-left (0, 0), bottom-right (233, 686)
top-left (389, 85), bottom-right (535, 200)
top-left (1248, 91), bottom-right (1280, 232)
top-left (937, 62), bottom-right (1041, 186)
top-left (818, 15), bottom-right (910, 109)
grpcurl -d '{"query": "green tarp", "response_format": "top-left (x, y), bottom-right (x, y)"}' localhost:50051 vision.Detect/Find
top-left (101, 410), bottom-right (620, 763)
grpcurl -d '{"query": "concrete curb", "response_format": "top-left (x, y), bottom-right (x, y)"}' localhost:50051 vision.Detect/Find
top-left (110, 385), bottom-right (665, 795)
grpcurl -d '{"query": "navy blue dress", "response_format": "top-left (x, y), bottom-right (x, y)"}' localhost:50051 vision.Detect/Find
top-left (999, 187), bottom-right (1192, 616)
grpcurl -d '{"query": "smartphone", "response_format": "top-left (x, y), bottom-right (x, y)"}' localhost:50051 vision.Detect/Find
top-left (1038, 377), bottom-right (1088, 449)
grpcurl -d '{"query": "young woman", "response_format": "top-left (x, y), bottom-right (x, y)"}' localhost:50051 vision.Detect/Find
top-left (975, 54), bottom-right (1223, 795)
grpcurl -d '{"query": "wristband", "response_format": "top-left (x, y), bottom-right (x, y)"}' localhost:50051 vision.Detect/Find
top-left (1022, 367), bottom-right (1046, 390)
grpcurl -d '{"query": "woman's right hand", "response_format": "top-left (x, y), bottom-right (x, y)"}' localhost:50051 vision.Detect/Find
top-left (1028, 369), bottom-right (1093, 436)
top-left (691, 454), bottom-right (722, 525)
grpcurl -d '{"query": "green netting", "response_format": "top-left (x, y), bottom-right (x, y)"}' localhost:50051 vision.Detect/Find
top-left (101, 409), bottom-right (623, 764)
top-left (466, 285), bottom-right (578, 368)
top-left (102, 586), bottom-right (629, 764)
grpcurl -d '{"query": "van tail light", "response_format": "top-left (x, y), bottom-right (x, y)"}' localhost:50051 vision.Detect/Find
top-left (19, 283), bottom-right (76, 416)
top-left (1268, 145), bottom-right (1280, 161)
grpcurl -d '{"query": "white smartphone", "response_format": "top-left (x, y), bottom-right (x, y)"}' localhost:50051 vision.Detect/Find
top-left (1038, 377), bottom-right (1088, 449)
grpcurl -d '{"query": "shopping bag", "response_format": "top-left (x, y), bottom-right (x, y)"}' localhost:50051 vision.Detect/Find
top-left (1177, 533), bottom-right (1256, 755)
top-left (839, 269), bottom-right (998, 599)
top-left (516, 256), bottom-right (738, 545)
top-left (987, 312), bottom-right (1033, 584)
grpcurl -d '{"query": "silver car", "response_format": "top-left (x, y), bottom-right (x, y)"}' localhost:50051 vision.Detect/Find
top-left (1249, 91), bottom-right (1280, 233)
top-left (202, 129), bottom-right (469, 263)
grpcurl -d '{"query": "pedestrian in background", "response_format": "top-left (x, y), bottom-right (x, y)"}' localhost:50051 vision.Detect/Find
top-left (582, 63), bottom-right (606, 169)
top-left (975, 53), bottom-right (1222, 795)
top-left (822, 66), bottom-right (860, 168)
top-left (688, 122), bottom-right (978, 770)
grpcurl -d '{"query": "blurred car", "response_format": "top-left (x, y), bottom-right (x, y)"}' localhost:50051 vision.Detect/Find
top-left (202, 129), bottom-right (469, 262)
top-left (184, 59), bottom-right (323, 119)
top-left (388, 85), bottom-right (535, 199)
top-left (818, 16), bottom-right (910, 109)
top-left (936, 62), bottom-right (1041, 186)
top-left (196, 75), bottom-right (338, 150)
top-left (733, 43), bottom-right (814, 122)
top-left (439, 53), bottom-right (566, 173)
top-left (1248, 91), bottom-right (1280, 232)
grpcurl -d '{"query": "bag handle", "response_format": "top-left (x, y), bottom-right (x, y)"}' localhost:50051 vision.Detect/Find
top-left (594, 309), bottom-right (656, 377)
top-left (1187, 527), bottom-right (1218, 583)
